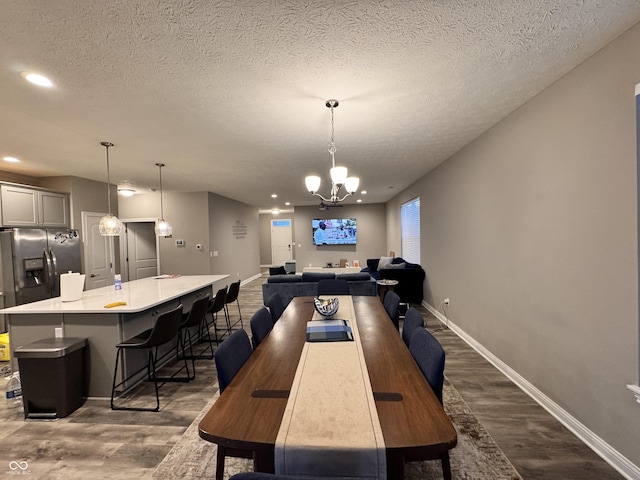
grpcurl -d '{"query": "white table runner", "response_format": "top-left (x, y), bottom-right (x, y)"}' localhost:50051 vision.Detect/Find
top-left (275, 296), bottom-right (386, 479)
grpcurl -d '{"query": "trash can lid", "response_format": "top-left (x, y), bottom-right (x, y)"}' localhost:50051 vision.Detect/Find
top-left (14, 337), bottom-right (88, 358)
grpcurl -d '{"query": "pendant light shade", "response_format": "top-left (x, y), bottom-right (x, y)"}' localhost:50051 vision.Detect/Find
top-left (99, 142), bottom-right (123, 236)
top-left (154, 163), bottom-right (172, 237)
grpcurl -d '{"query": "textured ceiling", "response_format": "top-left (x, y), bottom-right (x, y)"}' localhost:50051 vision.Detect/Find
top-left (1, 1), bottom-right (639, 210)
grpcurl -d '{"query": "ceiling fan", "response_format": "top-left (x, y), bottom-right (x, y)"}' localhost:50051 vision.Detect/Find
top-left (318, 201), bottom-right (343, 211)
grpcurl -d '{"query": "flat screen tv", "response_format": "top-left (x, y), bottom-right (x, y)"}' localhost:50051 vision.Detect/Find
top-left (312, 218), bottom-right (357, 245)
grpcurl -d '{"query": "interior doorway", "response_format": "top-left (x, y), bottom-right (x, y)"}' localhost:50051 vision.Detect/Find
top-left (82, 211), bottom-right (115, 290)
top-left (271, 218), bottom-right (293, 266)
top-left (123, 221), bottom-right (158, 281)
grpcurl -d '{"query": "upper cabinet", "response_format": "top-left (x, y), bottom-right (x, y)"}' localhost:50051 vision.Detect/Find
top-left (0, 184), bottom-right (70, 228)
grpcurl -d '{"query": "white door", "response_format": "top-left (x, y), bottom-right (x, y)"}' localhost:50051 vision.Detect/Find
top-left (125, 222), bottom-right (158, 280)
top-left (271, 219), bottom-right (293, 265)
top-left (82, 212), bottom-right (114, 290)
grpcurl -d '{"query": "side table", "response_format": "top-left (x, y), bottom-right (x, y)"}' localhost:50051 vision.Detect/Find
top-left (376, 279), bottom-right (399, 302)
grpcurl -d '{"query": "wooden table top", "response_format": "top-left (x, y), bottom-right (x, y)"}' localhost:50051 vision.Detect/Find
top-left (199, 296), bottom-right (457, 472)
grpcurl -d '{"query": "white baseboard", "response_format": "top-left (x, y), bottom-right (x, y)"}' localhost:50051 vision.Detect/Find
top-left (242, 273), bottom-right (263, 285)
top-left (423, 302), bottom-right (640, 480)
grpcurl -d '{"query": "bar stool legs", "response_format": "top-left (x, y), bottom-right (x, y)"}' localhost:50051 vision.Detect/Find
top-left (110, 304), bottom-right (184, 412)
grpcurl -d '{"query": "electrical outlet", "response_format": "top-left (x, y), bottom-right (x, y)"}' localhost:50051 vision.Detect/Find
top-left (443, 298), bottom-right (450, 306)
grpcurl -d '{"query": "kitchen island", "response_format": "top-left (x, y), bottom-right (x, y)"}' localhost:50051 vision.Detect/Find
top-left (2, 275), bottom-right (229, 397)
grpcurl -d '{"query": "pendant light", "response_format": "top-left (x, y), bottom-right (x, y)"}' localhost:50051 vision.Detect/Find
top-left (305, 99), bottom-right (359, 204)
top-left (99, 141), bottom-right (123, 236)
top-left (154, 163), bottom-right (172, 236)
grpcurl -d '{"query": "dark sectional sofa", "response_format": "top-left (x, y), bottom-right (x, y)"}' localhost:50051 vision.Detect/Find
top-left (262, 271), bottom-right (377, 307)
top-left (361, 257), bottom-right (426, 305)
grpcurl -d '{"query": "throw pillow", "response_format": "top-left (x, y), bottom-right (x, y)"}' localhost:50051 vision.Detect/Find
top-left (378, 256), bottom-right (394, 270)
top-left (385, 262), bottom-right (406, 269)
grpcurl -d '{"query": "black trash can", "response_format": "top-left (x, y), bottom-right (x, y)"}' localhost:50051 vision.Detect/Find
top-left (14, 337), bottom-right (88, 419)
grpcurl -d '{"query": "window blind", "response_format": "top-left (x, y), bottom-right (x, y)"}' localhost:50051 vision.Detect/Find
top-left (401, 197), bottom-right (420, 264)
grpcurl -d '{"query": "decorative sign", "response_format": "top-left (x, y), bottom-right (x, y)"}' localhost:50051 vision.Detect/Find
top-left (233, 220), bottom-right (247, 239)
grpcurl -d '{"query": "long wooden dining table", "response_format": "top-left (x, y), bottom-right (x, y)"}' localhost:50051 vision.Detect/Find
top-left (198, 296), bottom-right (457, 479)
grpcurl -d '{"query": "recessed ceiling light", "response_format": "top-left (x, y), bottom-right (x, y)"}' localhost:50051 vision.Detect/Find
top-left (21, 72), bottom-right (53, 88)
top-left (357, 199), bottom-right (362, 203)
top-left (271, 194), bottom-right (278, 198)
top-left (285, 202), bottom-right (290, 206)
top-left (360, 190), bottom-right (367, 195)
top-left (3, 156), bottom-right (20, 163)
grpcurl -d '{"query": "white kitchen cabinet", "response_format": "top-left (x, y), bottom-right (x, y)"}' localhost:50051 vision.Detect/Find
top-left (0, 184), bottom-right (70, 228)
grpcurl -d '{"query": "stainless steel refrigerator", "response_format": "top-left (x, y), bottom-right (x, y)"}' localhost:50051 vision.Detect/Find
top-left (0, 228), bottom-right (82, 307)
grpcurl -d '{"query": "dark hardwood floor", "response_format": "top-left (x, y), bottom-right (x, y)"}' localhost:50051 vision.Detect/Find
top-left (0, 273), bottom-right (625, 479)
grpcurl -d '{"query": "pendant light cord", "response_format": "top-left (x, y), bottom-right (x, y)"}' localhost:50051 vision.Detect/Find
top-left (156, 163), bottom-right (165, 219)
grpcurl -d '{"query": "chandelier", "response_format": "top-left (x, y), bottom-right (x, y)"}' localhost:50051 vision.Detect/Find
top-left (154, 163), bottom-right (173, 236)
top-left (99, 141), bottom-right (123, 236)
top-left (305, 99), bottom-right (359, 203)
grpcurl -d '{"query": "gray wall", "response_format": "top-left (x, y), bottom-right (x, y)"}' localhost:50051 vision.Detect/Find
top-left (387, 22), bottom-right (640, 466)
top-left (292, 203), bottom-right (387, 269)
top-left (119, 190), bottom-right (261, 282)
top-left (207, 191), bottom-right (261, 282)
top-left (259, 204), bottom-right (387, 268)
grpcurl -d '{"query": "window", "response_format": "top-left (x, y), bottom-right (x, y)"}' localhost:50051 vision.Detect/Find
top-left (401, 197), bottom-right (420, 264)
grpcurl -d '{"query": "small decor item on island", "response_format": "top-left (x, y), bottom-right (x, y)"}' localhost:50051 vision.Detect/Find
top-left (314, 296), bottom-right (339, 317)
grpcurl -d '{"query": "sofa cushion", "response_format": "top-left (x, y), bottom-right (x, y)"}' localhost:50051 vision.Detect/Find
top-left (379, 256), bottom-right (394, 270)
top-left (366, 258), bottom-right (380, 272)
top-left (336, 272), bottom-right (372, 281)
top-left (267, 274), bottom-right (302, 283)
top-left (301, 272), bottom-right (336, 282)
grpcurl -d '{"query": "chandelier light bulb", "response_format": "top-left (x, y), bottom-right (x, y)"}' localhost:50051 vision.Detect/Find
top-left (305, 175), bottom-right (321, 194)
top-left (345, 177), bottom-right (360, 194)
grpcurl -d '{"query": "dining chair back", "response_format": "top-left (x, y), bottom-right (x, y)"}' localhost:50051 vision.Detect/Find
top-left (383, 290), bottom-right (401, 330)
top-left (215, 328), bottom-right (253, 393)
top-left (266, 292), bottom-right (285, 324)
top-left (317, 278), bottom-right (350, 296)
top-left (110, 304), bottom-right (184, 411)
top-left (250, 306), bottom-right (274, 348)
top-left (409, 328), bottom-right (445, 404)
top-left (401, 307), bottom-right (424, 348)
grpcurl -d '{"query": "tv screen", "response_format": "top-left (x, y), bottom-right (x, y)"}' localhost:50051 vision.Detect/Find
top-left (312, 218), bottom-right (357, 245)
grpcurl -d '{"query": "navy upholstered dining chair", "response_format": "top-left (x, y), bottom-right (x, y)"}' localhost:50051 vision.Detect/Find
top-left (250, 306), bottom-right (274, 348)
top-left (383, 290), bottom-right (401, 330)
top-left (407, 327), bottom-right (450, 477)
top-left (214, 328), bottom-right (254, 480)
top-left (317, 278), bottom-right (350, 296)
top-left (401, 307), bottom-right (424, 348)
top-left (266, 292), bottom-right (286, 324)
top-left (409, 327), bottom-right (445, 404)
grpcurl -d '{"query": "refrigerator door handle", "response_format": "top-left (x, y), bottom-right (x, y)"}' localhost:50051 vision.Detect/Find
top-left (44, 249), bottom-right (54, 296)
top-left (50, 248), bottom-right (59, 296)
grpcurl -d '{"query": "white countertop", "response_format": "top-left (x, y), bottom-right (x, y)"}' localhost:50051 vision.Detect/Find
top-left (0, 275), bottom-right (229, 314)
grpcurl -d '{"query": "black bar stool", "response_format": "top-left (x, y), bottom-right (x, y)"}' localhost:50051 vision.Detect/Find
top-left (176, 294), bottom-right (212, 380)
top-left (224, 280), bottom-right (243, 331)
top-left (110, 304), bottom-right (185, 412)
top-left (206, 286), bottom-right (229, 342)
